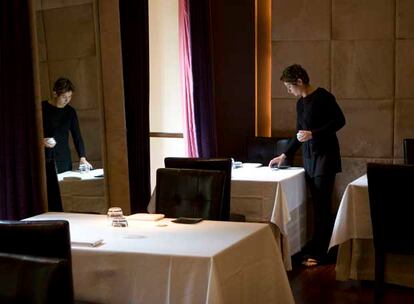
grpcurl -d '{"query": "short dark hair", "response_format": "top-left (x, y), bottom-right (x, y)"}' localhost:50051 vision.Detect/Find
top-left (53, 77), bottom-right (75, 96)
top-left (280, 64), bottom-right (310, 85)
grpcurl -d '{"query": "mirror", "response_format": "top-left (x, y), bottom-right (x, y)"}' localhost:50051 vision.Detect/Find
top-left (36, 0), bottom-right (107, 214)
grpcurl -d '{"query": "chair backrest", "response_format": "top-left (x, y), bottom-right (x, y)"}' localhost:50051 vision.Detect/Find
top-left (164, 157), bottom-right (232, 220)
top-left (155, 168), bottom-right (226, 220)
top-left (403, 138), bottom-right (414, 165)
top-left (0, 220), bottom-right (74, 303)
top-left (246, 136), bottom-right (293, 166)
top-left (0, 253), bottom-right (69, 304)
top-left (367, 163), bottom-right (414, 254)
top-left (276, 138), bottom-right (294, 166)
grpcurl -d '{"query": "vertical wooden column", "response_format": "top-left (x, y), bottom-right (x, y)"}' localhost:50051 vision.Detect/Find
top-left (256, 0), bottom-right (271, 137)
top-left (99, 0), bottom-right (131, 214)
top-left (29, 0), bottom-right (48, 210)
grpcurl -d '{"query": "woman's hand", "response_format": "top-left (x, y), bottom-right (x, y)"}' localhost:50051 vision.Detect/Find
top-left (80, 157), bottom-right (93, 170)
top-left (43, 137), bottom-right (56, 148)
top-left (269, 153), bottom-right (287, 168)
top-left (296, 130), bottom-right (312, 142)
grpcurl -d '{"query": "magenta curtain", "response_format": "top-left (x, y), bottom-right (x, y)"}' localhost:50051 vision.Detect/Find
top-left (179, 0), bottom-right (198, 157)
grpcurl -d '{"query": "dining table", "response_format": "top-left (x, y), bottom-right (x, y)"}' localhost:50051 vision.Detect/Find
top-left (25, 212), bottom-right (295, 304)
top-left (58, 168), bottom-right (106, 214)
top-left (148, 165), bottom-right (307, 270)
top-left (329, 174), bottom-right (414, 287)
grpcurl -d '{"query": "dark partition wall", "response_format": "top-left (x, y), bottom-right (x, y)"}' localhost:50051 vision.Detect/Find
top-left (210, 0), bottom-right (256, 160)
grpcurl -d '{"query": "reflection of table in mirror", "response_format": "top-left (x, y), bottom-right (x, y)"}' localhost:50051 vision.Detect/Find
top-left (58, 169), bottom-right (106, 214)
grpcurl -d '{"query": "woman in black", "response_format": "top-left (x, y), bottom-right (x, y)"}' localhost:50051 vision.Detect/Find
top-left (42, 78), bottom-right (92, 211)
top-left (269, 64), bottom-right (345, 266)
top-left (42, 78), bottom-right (92, 173)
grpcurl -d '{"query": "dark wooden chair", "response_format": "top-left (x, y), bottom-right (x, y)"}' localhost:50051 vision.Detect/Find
top-left (164, 157), bottom-right (232, 220)
top-left (246, 136), bottom-right (294, 166)
top-left (0, 252), bottom-right (70, 304)
top-left (367, 163), bottom-right (414, 301)
top-left (156, 168), bottom-right (226, 220)
top-left (403, 138), bottom-right (414, 165)
top-left (0, 220), bottom-right (73, 304)
top-left (0, 220), bottom-right (96, 304)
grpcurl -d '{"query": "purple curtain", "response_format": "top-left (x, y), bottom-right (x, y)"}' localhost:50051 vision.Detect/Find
top-left (179, 0), bottom-right (199, 157)
top-left (119, 0), bottom-right (151, 213)
top-left (0, 0), bottom-right (44, 220)
top-left (189, 0), bottom-right (218, 158)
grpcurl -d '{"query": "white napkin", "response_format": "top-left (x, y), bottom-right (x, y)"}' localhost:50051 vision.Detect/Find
top-left (242, 163), bottom-right (262, 168)
top-left (127, 213), bottom-right (165, 221)
top-left (71, 238), bottom-right (104, 247)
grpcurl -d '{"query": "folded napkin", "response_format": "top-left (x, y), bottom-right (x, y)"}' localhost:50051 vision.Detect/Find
top-left (71, 238), bottom-right (104, 247)
top-left (63, 176), bottom-right (82, 181)
top-left (127, 213), bottom-right (165, 221)
top-left (242, 163), bottom-right (262, 168)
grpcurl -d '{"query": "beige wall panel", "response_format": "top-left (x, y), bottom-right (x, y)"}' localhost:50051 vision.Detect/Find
top-left (394, 99), bottom-right (414, 158)
top-left (38, 0), bottom-right (92, 10)
top-left (396, 40), bottom-right (414, 98)
top-left (69, 109), bottom-right (102, 163)
top-left (332, 40), bottom-right (394, 99)
top-left (39, 62), bottom-right (50, 101)
top-left (332, 0), bottom-right (394, 40)
top-left (334, 157), bottom-right (367, 210)
top-left (272, 41), bottom-right (330, 98)
top-left (36, 11), bottom-right (47, 62)
top-left (337, 99), bottom-right (393, 158)
top-left (74, 57), bottom-right (99, 109)
top-left (272, 0), bottom-right (330, 41)
top-left (42, 4), bottom-right (95, 60)
top-left (271, 99), bottom-right (297, 137)
top-left (334, 157), bottom-right (393, 209)
top-left (47, 57), bottom-right (98, 110)
top-left (397, 0), bottom-right (414, 38)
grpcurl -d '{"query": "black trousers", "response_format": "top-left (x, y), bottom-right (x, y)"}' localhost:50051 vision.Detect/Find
top-left (56, 159), bottom-right (72, 174)
top-left (305, 172), bottom-right (336, 258)
top-left (45, 159), bottom-right (63, 212)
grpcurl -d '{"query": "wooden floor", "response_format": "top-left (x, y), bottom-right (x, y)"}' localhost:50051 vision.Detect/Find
top-left (288, 262), bottom-right (414, 304)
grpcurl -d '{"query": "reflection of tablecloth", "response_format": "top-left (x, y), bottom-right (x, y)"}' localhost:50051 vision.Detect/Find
top-left (26, 212), bottom-right (294, 304)
top-left (148, 166), bottom-right (307, 270)
top-left (58, 169), bottom-right (106, 214)
top-left (329, 175), bottom-right (414, 287)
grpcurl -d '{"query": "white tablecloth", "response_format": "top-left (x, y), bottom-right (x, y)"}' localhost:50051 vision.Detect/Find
top-left (329, 174), bottom-right (371, 248)
top-left (58, 169), bottom-right (106, 214)
top-left (329, 175), bottom-right (414, 287)
top-left (230, 166), bottom-right (307, 269)
top-left (25, 212), bottom-right (294, 304)
top-left (148, 166), bottom-right (307, 270)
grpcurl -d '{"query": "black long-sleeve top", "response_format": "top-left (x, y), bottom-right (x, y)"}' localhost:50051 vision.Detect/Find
top-left (284, 87), bottom-right (345, 177)
top-left (42, 100), bottom-right (86, 164)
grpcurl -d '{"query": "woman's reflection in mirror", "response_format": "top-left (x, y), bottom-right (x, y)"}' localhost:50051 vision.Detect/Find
top-left (42, 77), bottom-right (92, 211)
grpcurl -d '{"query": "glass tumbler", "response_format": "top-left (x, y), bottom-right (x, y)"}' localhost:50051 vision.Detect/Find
top-left (107, 207), bottom-right (124, 226)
